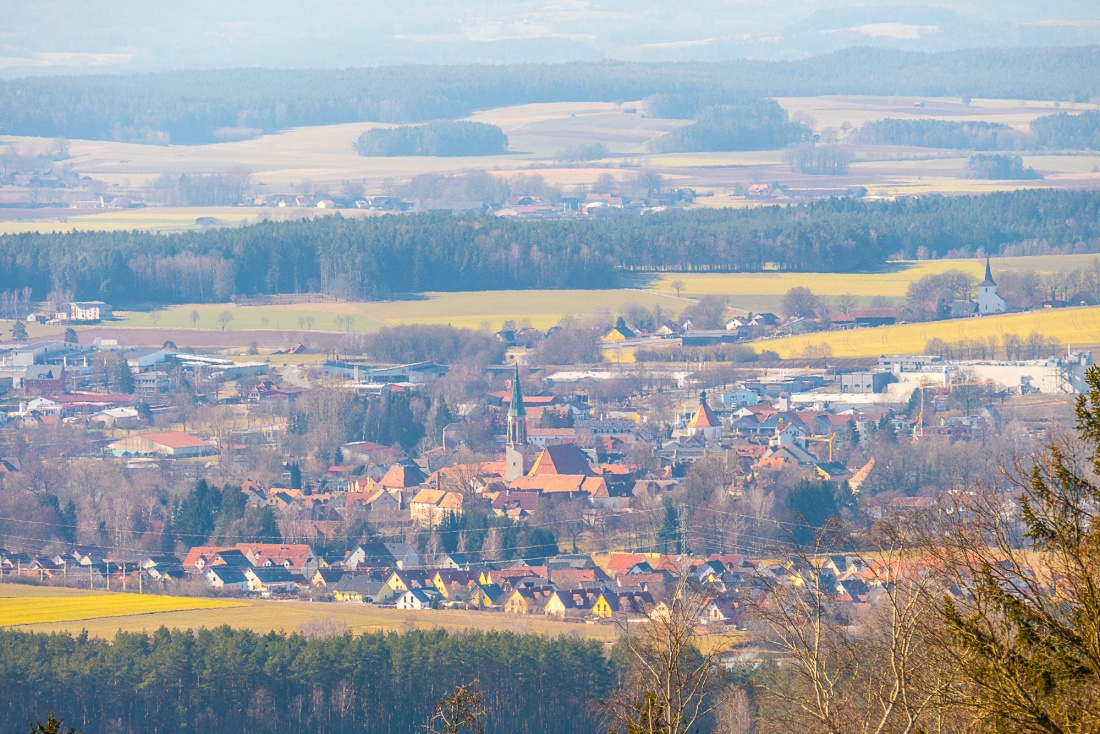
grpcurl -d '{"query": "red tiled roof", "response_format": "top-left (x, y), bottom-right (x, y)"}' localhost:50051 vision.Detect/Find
top-left (529, 444), bottom-right (593, 476)
top-left (687, 402), bottom-right (719, 429)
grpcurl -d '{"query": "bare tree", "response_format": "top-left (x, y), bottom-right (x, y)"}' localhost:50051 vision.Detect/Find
top-left (600, 572), bottom-right (727, 734)
top-left (752, 522), bottom-right (949, 734)
top-left (190, 309), bottom-right (200, 328)
top-left (835, 293), bottom-right (857, 315)
top-left (671, 279), bottom-right (686, 298)
top-left (426, 681), bottom-right (485, 734)
top-left (217, 311), bottom-right (234, 331)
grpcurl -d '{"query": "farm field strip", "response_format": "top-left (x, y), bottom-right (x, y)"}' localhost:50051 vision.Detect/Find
top-left (0, 593), bottom-right (246, 627)
top-left (94, 254), bottom-right (1100, 338)
top-left (0, 585), bottom-right (619, 641)
top-left (760, 305), bottom-right (1100, 359)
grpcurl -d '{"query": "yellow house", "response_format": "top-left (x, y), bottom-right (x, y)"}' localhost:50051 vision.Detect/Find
top-left (544, 590), bottom-right (573, 617)
top-left (602, 317), bottom-right (635, 343)
top-left (504, 588), bottom-right (540, 614)
top-left (470, 583), bottom-right (505, 609)
top-left (432, 570), bottom-right (478, 598)
top-left (332, 577), bottom-right (395, 603)
top-left (592, 593), bottom-right (618, 618)
top-left (386, 570), bottom-right (434, 593)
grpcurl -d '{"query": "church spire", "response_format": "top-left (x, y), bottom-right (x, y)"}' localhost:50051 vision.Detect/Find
top-left (980, 257), bottom-right (996, 287)
top-left (506, 365), bottom-right (527, 448)
top-left (508, 364), bottom-right (526, 418)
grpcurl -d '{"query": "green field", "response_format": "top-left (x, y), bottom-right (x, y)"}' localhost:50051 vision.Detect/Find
top-left (115, 288), bottom-right (683, 333)
top-left (93, 253), bottom-right (1099, 338)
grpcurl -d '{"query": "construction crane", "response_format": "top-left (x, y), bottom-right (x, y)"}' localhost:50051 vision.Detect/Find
top-left (804, 433), bottom-right (836, 463)
top-left (914, 378), bottom-right (997, 438)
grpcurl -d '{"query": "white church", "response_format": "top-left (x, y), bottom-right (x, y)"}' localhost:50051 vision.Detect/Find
top-left (976, 258), bottom-right (1007, 315)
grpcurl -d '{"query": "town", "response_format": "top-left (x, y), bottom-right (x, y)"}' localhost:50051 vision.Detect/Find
top-left (0, 298), bottom-right (1084, 630)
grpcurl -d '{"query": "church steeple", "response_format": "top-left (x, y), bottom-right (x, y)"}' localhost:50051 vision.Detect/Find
top-left (980, 257), bottom-right (996, 287)
top-left (506, 365), bottom-right (527, 447)
top-left (505, 365), bottom-right (528, 482)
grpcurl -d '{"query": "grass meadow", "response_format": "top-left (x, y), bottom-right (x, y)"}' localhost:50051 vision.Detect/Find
top-left (88, 254), bottom-right (1100, 342)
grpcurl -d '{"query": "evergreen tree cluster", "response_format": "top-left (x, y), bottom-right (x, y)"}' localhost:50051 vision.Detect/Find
top-left (853, 118), bottom-right (1028, 150)
top-left (3, 189), bottom-right (1100, 305)
top-left (0, 627), bottom-right (611, 734)
top-left (854, 109), bottom-right (1100, 150)
top-left (648, 99), bottom-right (811, 153)
top-left (169, 480), bottom-right (281, 550)
top-left (354, 121), bottom-right (508, 157)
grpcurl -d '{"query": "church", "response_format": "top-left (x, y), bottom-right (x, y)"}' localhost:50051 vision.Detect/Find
top-left (976, 258), bottom-right (1007, 315)
top-left (951, 258), bottom-right (1006, 318)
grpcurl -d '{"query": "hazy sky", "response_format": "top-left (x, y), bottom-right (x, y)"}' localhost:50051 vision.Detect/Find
top-left (3, 0), bottom-right (1100, 74)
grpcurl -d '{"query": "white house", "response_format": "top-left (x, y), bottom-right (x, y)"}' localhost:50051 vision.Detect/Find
top-left (205, 567), bottom-right (248, 590)
top-left (396, 588), bottom-right (438, 610)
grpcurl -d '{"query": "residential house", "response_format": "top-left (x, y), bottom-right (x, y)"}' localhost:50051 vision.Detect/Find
top-left (386, 569), bottom-right (436, 593)
top-left (332, 575), bottom-right (394, 603)
top-left (396, 588), bottom-right (438, 610)
top-left (238, 543), bottom-right (317, 577)
top-left (245, 567), bottom-right (298, 595)
top-left (409, 489), bottom-right (464, 528)
top-left (504, 588), bottom-right (545, 614)
top-left (205, 567), bottom-right (248, 590)
top-left (469, 583), bottom-right (506, 609)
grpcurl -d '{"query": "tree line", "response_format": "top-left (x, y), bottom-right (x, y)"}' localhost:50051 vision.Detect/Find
top-left (0, 626), bottom-right (611, 734)
top-left (3, 189), bottom-right (1100, 305)
top-left (647, 98), bottom-right (811, 153)
top-left (1, 46), bottom-right (1097, 143)
top-left (353, 121), bottom-right (508, 157)
top-left (854, 108), bottom-right (1100, 150)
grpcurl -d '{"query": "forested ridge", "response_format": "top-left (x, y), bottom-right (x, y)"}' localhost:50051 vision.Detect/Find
top-left (1, 46), bottom-right (1098, 143)
top-left (3, 189), bottom-right (1100, 305)
top-left (0, 626), bottom-right (611, 734)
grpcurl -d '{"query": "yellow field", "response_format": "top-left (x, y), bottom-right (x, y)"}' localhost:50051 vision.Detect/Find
top-left (0, 585), bottom-right (617, 640)
top-left (92, 254), bottom-right (1100, 338)
top-left (0, 589), bottom-right (246, 626)
top-left (650, 255), bottom-right (1099, 307)
top-left (762, 305), bottom-right (1100, 359)
top-left (0, 206), bottom-right (351, 235)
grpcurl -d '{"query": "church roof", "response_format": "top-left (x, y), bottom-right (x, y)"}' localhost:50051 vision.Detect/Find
top-left (687, 392), bottom-right (719, 429)
top-left (529, 444), bottom-right (594, 476)
top-left (979, 258), bottom-right (996, 287)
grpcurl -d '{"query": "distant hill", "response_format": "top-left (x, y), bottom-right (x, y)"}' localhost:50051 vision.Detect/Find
top-left (0, 46), bottom-right (1097, 144)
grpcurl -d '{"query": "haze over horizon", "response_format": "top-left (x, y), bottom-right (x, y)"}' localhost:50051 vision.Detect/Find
top-left (4, 0), bottom-right (1100, 76)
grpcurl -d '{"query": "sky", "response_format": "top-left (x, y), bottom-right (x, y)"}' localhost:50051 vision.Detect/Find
top-left (3, 0), bottom-right (1100, 75)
